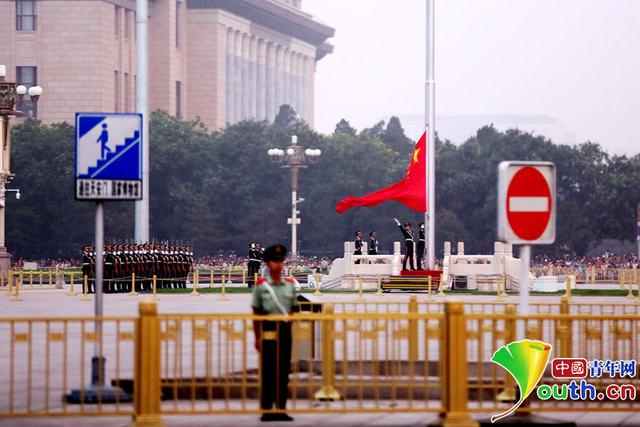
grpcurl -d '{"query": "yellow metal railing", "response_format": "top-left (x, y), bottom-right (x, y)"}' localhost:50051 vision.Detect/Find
top-left (2, 301), bottom-right (640, 424)
top-left (0, 315), bottom-right (137, 417)
top-left (531, 266), bottom-right (638, 285)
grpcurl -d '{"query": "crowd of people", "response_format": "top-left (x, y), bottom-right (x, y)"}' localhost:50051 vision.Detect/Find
top-left (532, 252), bottom-right (639, 269)
top-left (11, 250), bottom-right (639, 273)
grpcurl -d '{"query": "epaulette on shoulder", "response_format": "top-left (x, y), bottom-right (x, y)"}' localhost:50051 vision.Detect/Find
top-left (256, 278), bottom-right (267, 286)
top-left (284, 277), bottom-right (295, 284)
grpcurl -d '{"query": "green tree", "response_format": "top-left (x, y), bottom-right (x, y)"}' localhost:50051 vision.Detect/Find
top-left (334, 119), bottom-right (357, 136)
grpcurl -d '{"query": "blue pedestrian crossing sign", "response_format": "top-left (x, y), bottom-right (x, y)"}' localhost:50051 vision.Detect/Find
top-left (75, 113), bottom-right (143, 200)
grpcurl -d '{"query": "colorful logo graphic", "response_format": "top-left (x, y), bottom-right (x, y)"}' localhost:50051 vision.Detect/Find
top-left (490, 340), bottom-right (552, 423)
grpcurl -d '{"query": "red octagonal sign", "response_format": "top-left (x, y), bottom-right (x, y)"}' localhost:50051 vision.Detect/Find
top-left (507, 167), bottom-right (551, 240)
top-left (498, 162), bottom-right (556, 244)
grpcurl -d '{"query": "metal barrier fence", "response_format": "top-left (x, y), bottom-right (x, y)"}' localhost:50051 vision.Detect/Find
top-left (2, 300), bottom-right (639, 425)
top-left (2, 268), bottom-right (317, 290)
top-left (0, 315), bottom-right (137, 417)
top-left (464, 310), bottom-right (640, 413)
top-left (157, 309), bottom-right (445, 415)
top-left (298, 298), bottom-right (640, 316)
top-left (531, 266), bottom-right (639, 285)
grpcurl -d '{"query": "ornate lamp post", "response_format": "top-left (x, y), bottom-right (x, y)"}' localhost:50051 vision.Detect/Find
top-left (268, 135), bottom-right (321, 260)
top-left (0, 64), bottom-right (43, 277)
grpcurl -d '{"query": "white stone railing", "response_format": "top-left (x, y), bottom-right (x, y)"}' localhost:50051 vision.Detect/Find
top-left (323, 241), bottom-right (403, 284)
top-left (442, 241), bottom-right (533, 289)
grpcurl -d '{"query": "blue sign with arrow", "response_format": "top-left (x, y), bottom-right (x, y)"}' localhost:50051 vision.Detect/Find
top-left (75, 113), bottom-right (143, 200)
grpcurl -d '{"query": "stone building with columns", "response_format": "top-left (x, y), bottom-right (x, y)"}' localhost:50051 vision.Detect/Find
top-left (0, 0), bottom-right (333, 129)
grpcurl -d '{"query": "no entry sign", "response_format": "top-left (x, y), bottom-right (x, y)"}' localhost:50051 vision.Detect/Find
top-left (497, 161), bottom-right (556, 244)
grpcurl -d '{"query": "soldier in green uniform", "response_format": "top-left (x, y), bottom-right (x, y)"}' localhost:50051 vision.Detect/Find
top-left (252, 244), bottom-right (298, 422)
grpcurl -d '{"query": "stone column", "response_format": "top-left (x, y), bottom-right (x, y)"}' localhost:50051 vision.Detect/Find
top-left (275, 46), bottom-right (284, 115)
top-left (225, 27), bottom-right (235, 124)
top-left (249, 36), bottom-right (258, 120)
top-left (241, 34), bottom-right (250, 120)
top-left (289, 53), bottom-right (297, 114)
top-left (303, 56), bottom-right (315, 127)
top-left (257, 39), bottom-right (267, 120)
top-left (233, 31), bottom-right (242, 123)
top-left (283, 49), bottom-right (291, 109)
top-left (296, 53), bottom-right (304, 117)
top-left (266, 42), bottom-right (276, 122)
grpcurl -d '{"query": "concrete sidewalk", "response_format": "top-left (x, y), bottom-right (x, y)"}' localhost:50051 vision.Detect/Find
top-left (2, 411), bottom-right (640, 426)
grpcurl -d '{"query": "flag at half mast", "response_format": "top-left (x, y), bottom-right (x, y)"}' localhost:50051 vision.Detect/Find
top-left (336, 132), bottom-right (426, 214)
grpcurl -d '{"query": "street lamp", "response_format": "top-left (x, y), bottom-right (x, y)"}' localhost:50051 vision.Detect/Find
top-left (268, 135), bottom-right (321, 260)
top-left (0, 64), bottom-right (43, 278)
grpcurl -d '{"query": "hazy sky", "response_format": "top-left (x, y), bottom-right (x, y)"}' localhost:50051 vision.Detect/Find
top-left (303, 0), bottom-right (640, 155)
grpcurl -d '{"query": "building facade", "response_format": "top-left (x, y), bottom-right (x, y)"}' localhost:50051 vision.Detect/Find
top-left (0, 0), bottom-right (333, 129)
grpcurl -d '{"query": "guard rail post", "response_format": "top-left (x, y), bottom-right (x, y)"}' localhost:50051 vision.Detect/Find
top-left (12, 271), bottom-right (22, 301)
top-left (80, 275), bottom-right (91, 301)
top-left (6, 270), bottom-right (13, 296)
top-left (219, 275), bottom-right (228, 301)
top-left (409, 295), bottom-right (418, 360)
top-left (190, 271), bottom-right (200, 296)
top-left (133, 301), bottom-right (163, 426)
top-left (438, 273), bottom-right (446, 297)
top-left (355, 275), bottom-right (366, 301)
top-left (313, 303), bottom-right (340, 400)
top-left (559, 296), bottom-right (572, 357)
top-left (128, 273), bottom-right (138, 296)
top-left (442, 300), bottom-right (477, 426)
top-left (68, 272), bottom-right (76, 296)
top-left (313, 272), bottom-right (322, 296)
top-left (496, 304), bottom-right (517, 401)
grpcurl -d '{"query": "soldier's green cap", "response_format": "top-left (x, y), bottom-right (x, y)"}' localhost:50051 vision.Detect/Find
top-left (262, 244), bottom-right (287, 262)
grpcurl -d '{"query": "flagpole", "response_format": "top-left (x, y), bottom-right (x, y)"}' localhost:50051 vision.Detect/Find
top-left (425, 0), bottom-right (436, 270)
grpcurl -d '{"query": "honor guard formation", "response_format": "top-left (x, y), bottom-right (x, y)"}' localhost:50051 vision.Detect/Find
top-left (82, 243), bottom-right (193, 293)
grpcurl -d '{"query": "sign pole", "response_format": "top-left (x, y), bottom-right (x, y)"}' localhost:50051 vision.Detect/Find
top-left (95, 201), bottom-right (104, 320)
top-left (518, 244), bottom-right (531, 339)
top-left (93, 201), bottom-right (104, 389)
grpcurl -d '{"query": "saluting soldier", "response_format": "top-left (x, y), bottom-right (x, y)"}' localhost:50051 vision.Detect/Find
top-left (252, 244), bottom-right (297, 422)
top-left (417, 223), bottom-right (425, 270)
top-left (394, 218), bottom-right (416, 271)
top-left (248, 242), bottom-right (261, 288)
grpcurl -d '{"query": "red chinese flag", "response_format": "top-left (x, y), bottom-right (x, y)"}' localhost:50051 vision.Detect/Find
top-left (336, 132), bottom-right (426, 213)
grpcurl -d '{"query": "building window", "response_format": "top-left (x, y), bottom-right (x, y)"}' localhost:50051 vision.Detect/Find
top-left (175, 2), bottom-right (180, 47)
top-left (114, 70), bottom-right (120, 112)
top-left (176, 81), bottom-right (181, 117)
top-left (16, 0), bottom-right (37, 31)
top-left (114, 6), bottom-right (120, 36)
top-left (16, 66), bottom-right (37, 118)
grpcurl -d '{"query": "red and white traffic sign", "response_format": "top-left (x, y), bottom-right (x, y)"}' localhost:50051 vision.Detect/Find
top-left (497, 161), bottom-right (556, 244)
